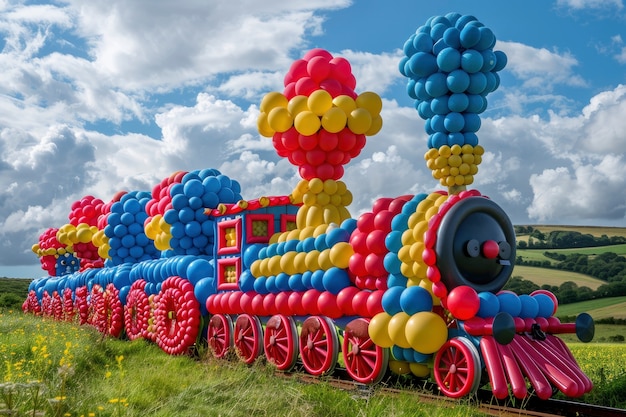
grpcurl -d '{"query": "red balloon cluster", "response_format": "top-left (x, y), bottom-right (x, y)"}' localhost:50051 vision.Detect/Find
top-left (154, 276), bottom-right (201, 355)
top-left (123, 279), bottom-right (151, 341)
top-left (22, 290), bottom-right (42, 315)
top-left (62, 287), bottom-right (75, 321)
top-left (349, 196), bottom-right (413, 290)
top-left (74, 286), bottom-right (89, 324)
top-left (89, 284), bottom-right (124, 338)
top-left (145, 171), bottom-right (187, 219)
top-left (284, 48), bottom-right (357, 99)
top-left (34, 228), bottom-right (65, 275)
top-left (263, 49), bottom-right (380, 181)
top-left (69, 195), bottom-right (106, 270)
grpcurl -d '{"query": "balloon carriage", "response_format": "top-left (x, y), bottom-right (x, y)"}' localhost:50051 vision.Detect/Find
top-left (24, 13), bottom-right (595, 400)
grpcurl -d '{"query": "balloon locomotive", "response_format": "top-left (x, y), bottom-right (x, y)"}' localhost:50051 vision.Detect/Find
top-left (24, 13), bottom-right (595, 400)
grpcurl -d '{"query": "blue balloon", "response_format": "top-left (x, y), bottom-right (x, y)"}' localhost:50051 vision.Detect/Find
top-left (275, 273), bottom-right (291, 292)
top-left (477, 291), bottom-right (500, 318)
top-left (417, 101), bottom-right (434, 119)
top-left (381, 286), bottom-right (404, 315)
top-left (444, 112), bottom-right (465, 133)
top-left (467, 72), bottom-right (487, 95)
top-left (186, 258), bottom-right (214, 285)
top-left (461, 49), bottom-right (484, 74)
top-left (460, 24), bottom-right (480, 48)
top-left (436, 47), bottom-right (461, 73)
top-left (533, 294), bottom-right (555, 318)
top-left (493, 50), bottom-right (507, 71)
top-left (497, 292), bottom-right (521, 317)
top-left (252, 276), bottom-right (268, 294)
top-left (311, 270), bottom-right (326, 292)
top-left (480, 50), bottom-right (496, 72)
top-left (183, 179), bottom-right (204, 198)
top-left (325, 228), bottom-right (350, 247)
top-left (288, 273), bottom-right (306, 291)
top-left (442, 27), bottom-right (461, 48)
top-left (448, 93), bottom-right (469, 113)
top-left (447, 69), bottom-right (470, 93)
top-left (409, 52), bottom-right (438, 78)
top-left (519, 294), bottom-right (539, 319)
top-left (194, 277), bottom-right (216, 315)
top-left (430, 96), bottom-right (449, 115)
top-left (447, 132), bottom-right (465, 147)
top-left (430, 22), bottom-right (448, 41)
top-left (322, 267), bottom-right (351, 294)
top-left (414, 78), bottom-right (428, 100)
top-left (301, 271), bottom-right (313, 289)
top-left (425, 72), bottom-right (448, 97)
top-left (171, 194), bottom-right (188, 210)
top-left (412, 33), bottom-right (434, 53)
top-left (387, 273), bottom-right (408, 288)
top-left (403, 34), bottom-right (417, 56)
top-left (431, 132), bottom-right (447, 148)
top-left (466, 95), bottom-right (487, 113)
top-left (463, 113), bottom-right (482, 132)
top-left (400, 286), bottom-right (433, 315)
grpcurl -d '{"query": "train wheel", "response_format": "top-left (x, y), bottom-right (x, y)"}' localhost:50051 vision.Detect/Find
top-left (299, 316), bottom-right (339, 376)
top-left (433, 337), bottom-right (481, 398)
top-left (264, 314), bottom-right (298, 371)
top-left (207, 314), bottom-right (233, 359)
top-left (342, 318), bottom-right (389, 384)
top-left (234, 314), bottom-right (263, 365)
top-left (124, 280), bottom-right (150, 341)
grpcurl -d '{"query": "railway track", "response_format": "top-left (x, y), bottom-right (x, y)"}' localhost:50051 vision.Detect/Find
top-left (276, 366), bottom-right (626, 417)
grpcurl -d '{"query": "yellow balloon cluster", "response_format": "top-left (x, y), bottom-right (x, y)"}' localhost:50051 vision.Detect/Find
top-left (425, 144), bottom-right (484, 187)
top-left (257, 90), bottom-right (383, 137)
top-left (144, 214), bottom-right (172, 252)
top-left (92, 229), bottom-right (110, 259)
top-left (31, 243), bottom-right (74, 257)
top-left (291, 178), bottom-right (352, 229)
top-left (250, 222), bottom-right (355, 278)
top-left (57, 223), bottom-right (99, 246)
top-left (369, 310), bottom-right (449, 355)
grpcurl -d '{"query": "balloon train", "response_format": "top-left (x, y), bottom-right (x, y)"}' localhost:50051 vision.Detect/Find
top-left (24, 13), bottom-right (595, 400)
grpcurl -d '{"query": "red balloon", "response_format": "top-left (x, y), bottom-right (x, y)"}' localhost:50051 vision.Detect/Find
top-left (336, 286), bottom-right (360, 315)
top-left (348, 252), bottom-right (368, 278)
top-left (329, 57), bottom-right (352, 84)
top-left (251, 294), bottom-right (265, 315)
top-left (303, 48), bottom-right (333, 61)
top-left (306, 148), bottom-right (326, 166)
top-left (326, 149), bottom-right (344, 165)
top-left (446, 285), bottom-right (480, 321)
top-left (319, 78), bottom-right (343, 97)
top-left (228, 291), bottom-right (243, 314)
top-left (281, 129), bottom-right (300, 151)
top-left (275, 292), bottom-right (292, 315)
top-left (337, 128), bottom-right (357, 151)
top-left (332, 164), bottom-right (344, 180)
top-left (365, 229), bottom-right (387, 254)
top-left (351, 290), bottom-right (371, 317)
top-left (298, 133), bottom-right (318, 151)
top-left (239, 292), bottom-right (254, 314)
top-left (432, 281), bottom-right (448, 299)
top-left (315, 163), bottom-right (334, 180)
top-left (366, 289), bottom-right (384, 316)
top-left (307, 56), bottom-right (331, 83)
top-left (263, 293), bottom-right (278, 316)
top-left (373, 210), bottom-right (394, 230)
top-left (284, 59), bottom-right (308, 85)
top-left (291, 149), bottom-right (307, 165)
top-left (364, 253), bottom-right (386, 276)
top-left (220, 292), bottom-right (232, 314)
top-left (295, 77), bottom-right (318, 96)
top-left (301, 289), bottom-right (321, 315)
top-left (372, 198), bottom-right (392, 213)
top-left (349, 230), bottom-right (367, 252)
top-left (299, 164), bottom-right (316, 180)
top-left (317, 291), bottom-right (342, 318)
top-left (284, 82), bottom-right (296, 99)
top-left (318, 130), bottom-right (339, 151)
top-left (356, 212), bottom-right (375, 233)
top-left (288, 291), bottom-right (306, 316)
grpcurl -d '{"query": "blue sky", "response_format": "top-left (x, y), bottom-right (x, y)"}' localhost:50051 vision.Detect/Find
top-left (1, 0), bottom-right (625, 279)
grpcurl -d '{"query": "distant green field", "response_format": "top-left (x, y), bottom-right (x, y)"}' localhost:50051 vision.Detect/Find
top-left (517, 244), bottom-right (626, 265)
top-left (556, 296), bottom-right (626, 319)
top-left (512, 265), bottom-right (606, 289)
top-left (517, 225), bottom-right (626, 238)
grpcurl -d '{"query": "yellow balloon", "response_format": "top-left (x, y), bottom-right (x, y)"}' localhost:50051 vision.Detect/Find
top-left (267, 107), bottom-right (293, 132)
top-left (294, 251), bottom-right (308, 274)
top-left (257, 112), bottom-right (274, 137)
top-left (323, 179), bottom-right (338, 195)
top-left (308, 178), bottom-right (324, 193)
top-left (323, 205), bottom-right (341, 225)
top-left (409, 362), bottom-right (431, 378)
top-left (405, 312), bottom-right (448, 354)
top-left (365, 115), bottom-right (383, 136)
top-left (279, 251), bottom-right (298, 275)
top-left (294, 111), bottom-right (321, 136)
top-left (288, 95), bottom-right (309, 115)
top-left (260, 91), bottom-right (288, 113)
top-left (304, 250), bottom-right (321, 271)
top-left (347, 108), bottom-right (372, 135)
top-left (356, 91), bottom-right (383, 117)
top-left (318, 249), bottom-right (333, 270)
top-left (250, 259), bottom-right (262, 277)
top-left (368, 312), bottom-right (394, 347)
top-left (155, 233), bottom-right (170, 251)
top-left (76, 228), bottom-right (92, 244)
top-left (332, 95), bottom-right (356, 115)
top-left (388, 312), bottom-right (411, 349)
top-left (389, 360), bottom-right (411, 375)
top-left (305, 204), bottom-right (324, 227)
top-left (329, 241), bottom-right (353, 269)
top-left (307, 89), bottom-right (333, 116)
top-left (321, 107), bottom-right (347, 133)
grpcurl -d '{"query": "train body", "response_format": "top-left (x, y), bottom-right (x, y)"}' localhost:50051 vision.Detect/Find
top-left (24, 13), bottom-right (596, 401)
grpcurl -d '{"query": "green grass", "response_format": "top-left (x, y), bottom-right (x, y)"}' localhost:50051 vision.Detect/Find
top-left (512, 265), bottom-right (606, 289)
top-left (0, 312), bottom-right (486, 417)
top-left (556, 296), bottom-right (626, 319)
top-left (516, 225), bottom-right (626, 239)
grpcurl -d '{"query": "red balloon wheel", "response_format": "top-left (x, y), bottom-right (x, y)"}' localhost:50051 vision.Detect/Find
top-left (154, 277), bottom-right (201, 355)
top-left (299, 316), bottom-right (338, 376)
top-left (123, 280), bottom-right (150, 341)
top-left (207, 314), bottom-right (233, 359)
top-left (103, 283), bottom-right (124, 338)
top-left (62, 288), bottom-right (75, 321)
top-left (342, 318), bottom-right (389, 384)
top-left (433, 337), bottom-right (481, 398)
top-left (264, 314), bottom-right (298, 371)
top-left (233, 314), bottom-right (263, 365)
